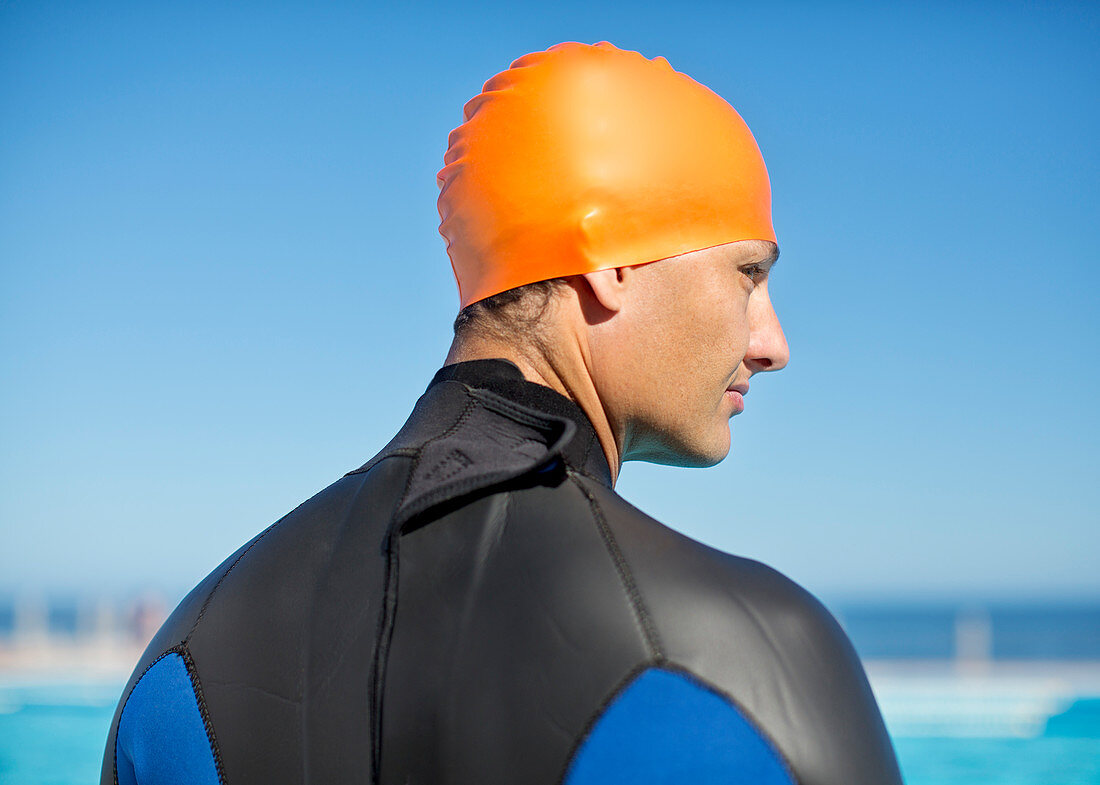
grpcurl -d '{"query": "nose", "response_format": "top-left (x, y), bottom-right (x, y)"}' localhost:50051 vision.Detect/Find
top-left (744, 281), bottom-right (789, 373)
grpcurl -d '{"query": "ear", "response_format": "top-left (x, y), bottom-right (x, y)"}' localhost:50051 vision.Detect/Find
top-left (579, 266), bottom-right (631, 314)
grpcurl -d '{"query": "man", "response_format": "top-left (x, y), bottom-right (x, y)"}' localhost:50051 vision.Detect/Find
top-left (102, 41), bottom-right (902, 784)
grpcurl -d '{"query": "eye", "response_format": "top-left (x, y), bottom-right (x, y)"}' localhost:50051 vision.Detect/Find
top-left (739, 264), bottom-right (766, 285)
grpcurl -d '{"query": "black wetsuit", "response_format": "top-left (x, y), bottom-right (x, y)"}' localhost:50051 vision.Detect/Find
top-left (101, 359), bottom-right (903, 785)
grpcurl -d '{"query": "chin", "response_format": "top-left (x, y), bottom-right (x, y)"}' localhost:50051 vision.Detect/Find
top-left (625, 425), bottom-right (732, 468)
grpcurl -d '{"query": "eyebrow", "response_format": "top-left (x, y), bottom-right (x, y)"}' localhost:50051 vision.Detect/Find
top-left (749, 243), bottom-right (779, 271)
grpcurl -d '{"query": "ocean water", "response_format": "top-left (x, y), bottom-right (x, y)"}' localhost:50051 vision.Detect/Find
top-left (837, 604), bottom-right (1100, 661)
top-left (1, 683), bottom-right (1099, 784)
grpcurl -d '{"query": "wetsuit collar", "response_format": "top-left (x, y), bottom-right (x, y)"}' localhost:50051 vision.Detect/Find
top-left (428, 359), bottom-right (614, 487)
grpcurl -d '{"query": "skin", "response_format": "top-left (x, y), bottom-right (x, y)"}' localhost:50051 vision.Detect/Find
top-left (444, 239), bottom-right (790, 485)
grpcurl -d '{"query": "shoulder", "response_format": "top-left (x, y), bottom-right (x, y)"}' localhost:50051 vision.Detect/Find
top-left (135, 460), bottom-right (408, 661)
top-left (569, 475), bottom-right (903, 785)
top-left (102, 462), bottom-right (408, 785)
top-left (573, 474), bottom-right (843, 656)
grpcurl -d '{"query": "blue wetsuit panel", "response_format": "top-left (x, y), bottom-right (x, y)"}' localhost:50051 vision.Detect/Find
top-left (564, 667), bottom-right (794, 785)
top-left (116, 652), bottom-right (220, 785)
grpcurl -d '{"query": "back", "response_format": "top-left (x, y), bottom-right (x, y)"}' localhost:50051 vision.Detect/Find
top-left (101, 360), bottom-right (902, 785)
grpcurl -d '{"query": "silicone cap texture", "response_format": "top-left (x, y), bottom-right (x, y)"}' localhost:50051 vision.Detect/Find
top-left (437, 41), bottom-right (776, 308)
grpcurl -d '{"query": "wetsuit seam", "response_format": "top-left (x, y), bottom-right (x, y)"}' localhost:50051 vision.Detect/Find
top-left (184, 463), bottom-right (402, 643)
top-left (179, 645), bottom-right (227, 785)
top-left (554, 659), bottom-right (657, 785)
top-left (370, 395), bottom-right (479, 784)
top-left (112, 644), bottom-right (226, 785)
top-left (570, 472), bottom-right (665, 661)
top-left (580, 430), bottom-right (594, 475)
top-left (450, 379), bottom-right (562, 430)
top-left (345, 447), bottom-right (418, 476)
top-left (555, 661), bottom-right (801, 785)
top-left (112, 648), bottom-right (177, 785)
top-left (563, 429), bottom-right (600, 484)
top-left (185, 529), bottom-right (273, 644)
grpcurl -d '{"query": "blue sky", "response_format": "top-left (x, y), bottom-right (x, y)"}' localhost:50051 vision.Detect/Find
top-left (1, 1), bottom-right (1097, 603)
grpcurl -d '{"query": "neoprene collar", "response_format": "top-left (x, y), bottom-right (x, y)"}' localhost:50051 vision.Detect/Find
top-left (428, 358), bottom-right (614, 487)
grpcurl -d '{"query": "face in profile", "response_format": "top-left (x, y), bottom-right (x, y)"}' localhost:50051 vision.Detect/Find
top-left (590, 239), bottom-right (789, 467)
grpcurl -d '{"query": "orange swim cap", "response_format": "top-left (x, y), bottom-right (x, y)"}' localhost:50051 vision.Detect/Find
top-left (437, 41), bottom-right (776, 308)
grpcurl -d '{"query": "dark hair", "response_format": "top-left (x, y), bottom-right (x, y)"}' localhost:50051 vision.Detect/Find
top-left (453, 278), bottom-right (567, 340)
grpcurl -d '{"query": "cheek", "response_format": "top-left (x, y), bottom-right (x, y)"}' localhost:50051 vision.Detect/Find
top-left (699, 300), bottom-right (751, 369)
top-left (730, 312), bottom-right (752, 360)
top-left (723, 291), bottom-right (754, 355)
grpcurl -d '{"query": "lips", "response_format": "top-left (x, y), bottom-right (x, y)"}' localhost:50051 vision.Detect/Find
top-left (724, 383), bottom-right (748, 414)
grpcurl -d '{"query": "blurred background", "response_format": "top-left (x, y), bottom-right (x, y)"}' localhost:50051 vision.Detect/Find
top-left (2, 1), bottom-right (1097, 783)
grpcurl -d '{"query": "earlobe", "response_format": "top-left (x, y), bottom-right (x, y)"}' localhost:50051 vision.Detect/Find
top-left (580, 267), bottom-right (628, 314)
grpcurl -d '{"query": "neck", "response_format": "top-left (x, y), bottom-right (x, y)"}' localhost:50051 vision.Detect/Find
top-left (445, 332), bottom-right (622, 485)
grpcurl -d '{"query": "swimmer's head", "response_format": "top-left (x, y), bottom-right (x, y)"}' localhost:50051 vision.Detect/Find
top-left (440, 42), bottom-right (788, 478)
top-left (437, 41), bottom-right (776, 309)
